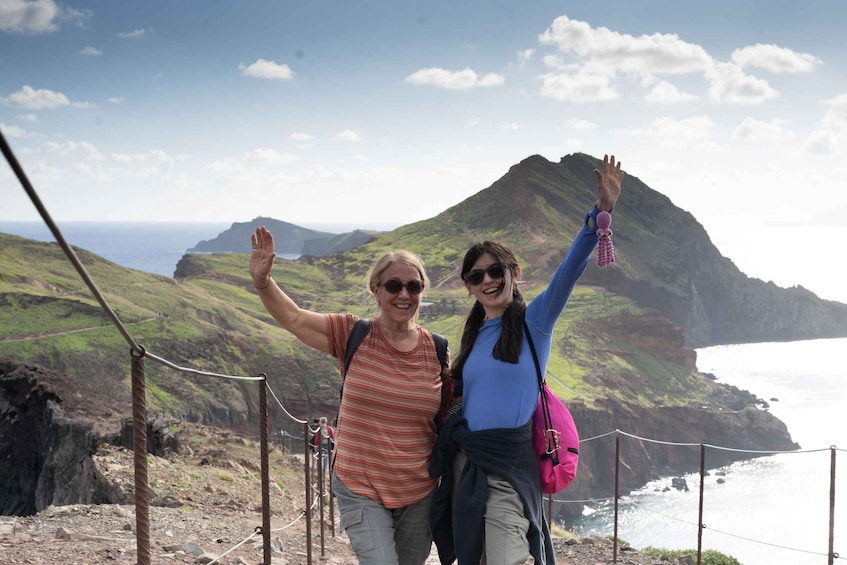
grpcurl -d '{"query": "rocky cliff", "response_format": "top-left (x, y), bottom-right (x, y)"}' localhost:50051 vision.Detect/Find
top-left (557, 153), bottom-right (847, 347)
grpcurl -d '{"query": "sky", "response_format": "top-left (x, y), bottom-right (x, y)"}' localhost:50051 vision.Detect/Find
top-left (2, 0), bottom-right (847, 304)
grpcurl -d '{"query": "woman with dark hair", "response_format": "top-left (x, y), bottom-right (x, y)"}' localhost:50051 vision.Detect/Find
top-left (431, 154), bottom-right (624, 565)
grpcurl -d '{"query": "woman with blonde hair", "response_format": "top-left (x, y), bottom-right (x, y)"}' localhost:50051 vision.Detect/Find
top-left (250, 230), bottom-right (450, 565)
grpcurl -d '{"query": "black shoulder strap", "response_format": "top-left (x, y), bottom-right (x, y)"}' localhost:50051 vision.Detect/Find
top-left (432, 332), bottom-right (448, 370)
top-left (343, 318), bottom-right (448, 377)
top-left (524, 319), bottom-right (556, 460)
top-left (522, 320), bottom-right (544, 393)
top-left (343, 318), bottom-right (373, 377)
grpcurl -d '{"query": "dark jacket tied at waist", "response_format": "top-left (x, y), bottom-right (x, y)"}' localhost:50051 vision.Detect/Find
top-left (429, 416), bottom-right (554, 565)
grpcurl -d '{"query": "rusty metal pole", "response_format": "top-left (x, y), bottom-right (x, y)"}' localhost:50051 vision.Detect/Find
top-left (259, 377), bottom-right (271, 565)
top-left (829, 446), bottom-right (836, 565)
top-left (613, 430), bottom-right (620, 564)
top-left (130, 349), bottom-right (150, 565)
top-left (304, 421), bottom-right (313, 565)
top-left (327, 474), bottom-right (335, 537)
top-left (697, 443), bottom-right (705, 565)
top-left (318, 446), bottom-right (326, 557)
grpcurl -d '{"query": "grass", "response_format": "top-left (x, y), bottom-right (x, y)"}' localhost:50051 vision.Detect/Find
top-left (642, 546), bottom-right (742, 565)
top-left (0, 228), bottom-right (716, 428)
top-left (212, 470), bottom-right (235, 482)
top-left (608, 537), bottom-right (743, 564)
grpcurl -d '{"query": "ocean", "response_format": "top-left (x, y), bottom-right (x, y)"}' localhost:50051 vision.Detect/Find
top-left (0, 221), bottom-right (232, 278)
top-left (570, 338), bottom-right (847, 565)
top-left (0, 221), bottom-right (375, 276)
top-left (2, 222), bottom-right (844, 564)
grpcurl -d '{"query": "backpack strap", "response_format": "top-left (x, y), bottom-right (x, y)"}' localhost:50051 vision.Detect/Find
top-left (343, 318), bottom-right (373, 377)
top-left (344, 318), bottom-right (447, 376)
top-left (338, 319), bottom-right (450, 434)
top-left (432, 332), bottom-right (448, 371)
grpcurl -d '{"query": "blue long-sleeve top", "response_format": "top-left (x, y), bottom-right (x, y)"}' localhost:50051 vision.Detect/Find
top-left (461, 208), bottom-right (600, 431)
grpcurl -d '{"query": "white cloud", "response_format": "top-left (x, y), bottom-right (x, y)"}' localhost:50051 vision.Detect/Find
top-left (335, 130), bottom-right (360, 142)
top-left (803, 129), bottom-right (838, 156)
top-left (404, 67), bottom-right (505, 90)
top-left (241, 148), bottom-right (298, 164)
top-left (500, 122), bottom-right (520, 132)
top-left (0, 0), bottom-right (58, 33)
top-left (645, 80), bottom-right (698, 103)
top-left (705, 62), bottom-right (778, 104)
top-left (731, 117), bottom-right (793, 143)
top-left (107, 97), bottom-right (125, 104)
top-left (468, 117), bottom-right (481, 127)
top-left (108, 150), bottom-right (173, 177)
top-left (821, 93), bottom-right (847, 130)
top-left (239, 59), bottom-right (294, 80)
top-left (44, 140), bottom-right (104, 160)
top-left (3, 85), bottom-right (69, 109)
top-left (111, 150), bottom-right (171, 164)
top-left (540, 71), bottom-right (617, 102)
top-left (537, 15), bottom-right (785, 106)
top-left (290, 132), bottom-right (314, 141)
top-left (541, 54), bottom-right (568, 70)
top-left (516, 49), bottom-right (535, 65)
top-left (539, 15), bottom-right (712, 77)
top-left (71, 101), bottom-right (95, 109)
top-left (18, 113), bottom-right (38, 122)
top-left (804, 94), bottom-right (847, 156)
top-left (80, 46), bottom-right (101, 56)
top-left (0, 122), bottom-right (35, 138)
top-left (566, 118), bottom-right (596, 129)
top-left (626, 116), bottom-right (718, 149)
top-left (117, 28), bottom-right (145, 38)
top-left (731, 43), bottom-right (822, 73)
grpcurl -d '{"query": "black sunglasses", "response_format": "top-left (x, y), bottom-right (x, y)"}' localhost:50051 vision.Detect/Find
top-left (380, 279), bottom-right (424, 295)
top-left (463, 264), bottom-right (505, 286)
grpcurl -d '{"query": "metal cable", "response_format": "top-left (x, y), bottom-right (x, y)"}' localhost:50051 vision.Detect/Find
top-left (206, 527), bottom-right (261, 565)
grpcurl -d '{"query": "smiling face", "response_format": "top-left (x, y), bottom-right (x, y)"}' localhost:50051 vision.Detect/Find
top-left (372, 262), bottom-right (424, 328)
top-left (464, 252), bottom-right (520, 319)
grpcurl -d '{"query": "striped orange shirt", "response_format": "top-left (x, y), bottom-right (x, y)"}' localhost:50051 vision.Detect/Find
top-left (326, 314), bottom-right (443, 508)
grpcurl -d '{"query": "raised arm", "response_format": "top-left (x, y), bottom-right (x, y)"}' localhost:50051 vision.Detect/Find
top-left (593, 153), bottom-right (624, 212)
top-left (528, 153), bottom-right (625, 331)
top-left (250, 226), bottom-right (331, 353)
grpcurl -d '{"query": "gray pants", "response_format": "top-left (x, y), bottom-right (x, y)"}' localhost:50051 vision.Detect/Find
top-left (453, 449), bottom-right (530, 565)
top-left (332, 473), bottom-right (434, 565)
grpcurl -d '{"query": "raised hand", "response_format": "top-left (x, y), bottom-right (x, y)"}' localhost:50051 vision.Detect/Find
top-left (593, 154), bottom-right (624, 212)
top-left (249, 226), bottom-right (277, 289)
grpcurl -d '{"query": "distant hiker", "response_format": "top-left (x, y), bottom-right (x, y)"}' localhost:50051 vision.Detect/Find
top-left (250, 232), bottom-right (451, 565)
top-left (312, 416), bottom-right (335, 473)
top-left (430, 154), bottom-right (625, 565)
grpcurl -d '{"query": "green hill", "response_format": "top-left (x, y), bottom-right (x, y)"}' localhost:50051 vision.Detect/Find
top-left (0, 151), bottom-right (816, 523)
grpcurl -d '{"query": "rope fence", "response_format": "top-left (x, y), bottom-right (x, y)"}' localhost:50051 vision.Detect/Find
top-left (2, 127), bottom-right (842, 565)
top-left (1, 127), bottom-right (323, 565)
top-left (545, 430), bottom-right (843, 564)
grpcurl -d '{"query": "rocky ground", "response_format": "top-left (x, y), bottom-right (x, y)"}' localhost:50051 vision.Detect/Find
top-left (0, 423), bottom-right (693, 565)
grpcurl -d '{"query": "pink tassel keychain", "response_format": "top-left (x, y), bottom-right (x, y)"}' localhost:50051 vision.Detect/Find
top-left (596, 210), bottom-right (615, 268)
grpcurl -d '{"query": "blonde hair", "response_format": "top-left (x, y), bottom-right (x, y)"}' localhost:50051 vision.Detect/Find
top-left (367, 250), bottom-right (430, 321)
